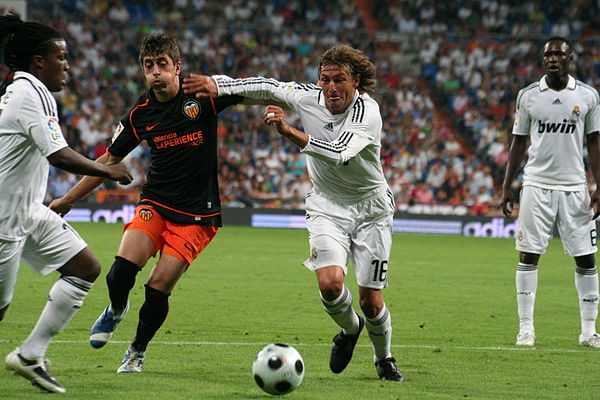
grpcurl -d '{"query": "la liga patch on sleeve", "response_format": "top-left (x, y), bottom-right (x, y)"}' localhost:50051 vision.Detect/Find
top-left (46, 117), bottom-right (62, 141)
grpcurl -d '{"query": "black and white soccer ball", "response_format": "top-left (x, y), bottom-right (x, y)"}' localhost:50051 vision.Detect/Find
top-left (252, 343), bottom-right (305, 395)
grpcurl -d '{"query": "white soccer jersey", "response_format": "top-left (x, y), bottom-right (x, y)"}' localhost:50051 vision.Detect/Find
top-left (0, 72), bottom-right (68, 240)
top-left (213, 75), bottom-right (388, 202)
top-left (512, 75), bottom-right (600, 189)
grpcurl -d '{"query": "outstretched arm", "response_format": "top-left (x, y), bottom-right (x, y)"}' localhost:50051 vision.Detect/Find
top-left (49, 152), bottom-right (127, 216)
top-left (500, 134), bottom-right (528, 219)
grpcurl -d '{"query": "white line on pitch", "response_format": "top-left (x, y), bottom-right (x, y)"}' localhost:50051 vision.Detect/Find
top-left (0, 340), bottom-right (595, 353)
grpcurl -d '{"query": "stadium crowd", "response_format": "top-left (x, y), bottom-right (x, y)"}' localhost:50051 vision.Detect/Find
top-left (7, 0), bottom-right (600, 215)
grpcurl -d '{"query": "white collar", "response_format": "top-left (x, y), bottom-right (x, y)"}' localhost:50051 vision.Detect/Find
top-left (539, 74), bottom-right (576, 91)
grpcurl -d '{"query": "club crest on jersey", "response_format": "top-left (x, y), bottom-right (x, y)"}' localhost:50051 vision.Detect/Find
top-left (46, 117), bottom-right (62, 141)
top-left (572, 105), bottom-right (581, 117)
top-left (183, 100), bottom-right (200, 119)
top-left (139, 208), bottom-right (153, 222)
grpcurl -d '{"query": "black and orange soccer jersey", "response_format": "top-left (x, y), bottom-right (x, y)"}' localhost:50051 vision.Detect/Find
top-left (108, 82), bottom-right (243, 226)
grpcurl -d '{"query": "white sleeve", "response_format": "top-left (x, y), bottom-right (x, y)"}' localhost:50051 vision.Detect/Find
top-left (512, 89), bottom-right (531, 136)
top-left (212, 75), bottom-right (319, 111)
top-left (301, 111), bottom-right (380, 166)
top-left (585, 90), bottom-right (600, 134)
top-left (18, 94), bottom-right (68, 157)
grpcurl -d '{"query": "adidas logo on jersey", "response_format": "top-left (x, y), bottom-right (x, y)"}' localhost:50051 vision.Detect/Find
top-left (552, 98), bottom-right (562, 105)
top-left (537, 119), bottom-right (576, 134)
top-left (323, 122), bottom-right (334, 132)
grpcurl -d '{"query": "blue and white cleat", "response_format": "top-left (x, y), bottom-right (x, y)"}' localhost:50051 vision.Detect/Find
top-left (89, 302), bottom-right (129, 348)
top-left (117, 347), bottom-right (145, 373)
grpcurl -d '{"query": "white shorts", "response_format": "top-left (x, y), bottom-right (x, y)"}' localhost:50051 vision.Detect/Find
top-left (0, 206), bottom-right (87, 308)
top-left (516, 185), bottom-right (597, 257)
top-left (303, 188), bottom-right (395, 289)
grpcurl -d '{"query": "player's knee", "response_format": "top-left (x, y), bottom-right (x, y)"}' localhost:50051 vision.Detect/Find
top-left (140, 284), bottom-right (170, 327)
top-left (318, 279), bottom-right (344, 301)
top-left (359, 296), bottom-right (383, 319)
top-left (519, 252), bottom-right (540, 265)
top-left (106, 256), bottom-right (141, 291)
top-left (575, 254), bottom-right (596, 269)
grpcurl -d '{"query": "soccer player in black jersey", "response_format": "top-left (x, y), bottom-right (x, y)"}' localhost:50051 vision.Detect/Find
top-left (50, 34), bottom-right (244, 373)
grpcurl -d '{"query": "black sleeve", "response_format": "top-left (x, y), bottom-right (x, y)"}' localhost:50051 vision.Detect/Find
top-left (213, 95), bottom-right (244, 114)
top-left (107, 115), bottom-right (140, 157)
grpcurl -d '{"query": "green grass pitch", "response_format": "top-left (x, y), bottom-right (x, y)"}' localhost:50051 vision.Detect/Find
top-left (1, 223), bottom-right (599, 399)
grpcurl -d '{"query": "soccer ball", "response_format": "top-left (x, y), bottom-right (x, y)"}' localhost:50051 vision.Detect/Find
top-left (252, 343), bottom-right (305, 395)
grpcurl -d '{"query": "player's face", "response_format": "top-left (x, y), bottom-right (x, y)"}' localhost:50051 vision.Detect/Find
top-left (142, 53), bottom-right (181, 100)
top-left (37, 40), bottom-right (69, 92)
top-left (318, 64), bottom-right (359, 115)
top-left (542, 41), bottom-right (572, 78)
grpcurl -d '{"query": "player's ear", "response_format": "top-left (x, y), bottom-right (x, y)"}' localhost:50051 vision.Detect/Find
top-left (175, 61), bottom-right (181, 76)
top-left (32, 54), bottom-right (45, 70)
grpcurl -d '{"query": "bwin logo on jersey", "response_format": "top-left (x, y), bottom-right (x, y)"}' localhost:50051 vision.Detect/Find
top-left (537, 119), bottom-right (576, 134)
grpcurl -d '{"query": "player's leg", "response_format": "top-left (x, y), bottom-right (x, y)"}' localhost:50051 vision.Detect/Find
top-left (304, 194), bottom-right (362, 374)
top-left (118, 223), bottom-right (217, 373)
top-left (558, 188), bottom-right (599, 347)
top-left (90, 206), bottom-right (162, 348)
top-left (514, 186), bottom-right (556, 346)
top-left (0, 239), bottom-right (24, 322)
top-left (117, 253), bottom-right (186, 374)
top-left (351, 196), bottom-right (402, 381)
top-left (573, 254), bottom-right (599, 346)
top-left (9, 208), bottom-right (92, 393)
top-left (515, 251), bottom-right (540, 346)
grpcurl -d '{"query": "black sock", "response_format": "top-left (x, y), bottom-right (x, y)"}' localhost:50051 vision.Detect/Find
top-left (106, 256), bottom-right (140, 315)
top-left (132, 285), bottom-right (170, 352)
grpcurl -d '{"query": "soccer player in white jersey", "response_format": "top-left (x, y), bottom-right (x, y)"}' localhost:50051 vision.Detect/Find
top-left (501, 36), bottom-right (600, 348)
top-left (0, 15), bottom-right (132, 393)
top-left (183, 45), bottom-right (403, 381)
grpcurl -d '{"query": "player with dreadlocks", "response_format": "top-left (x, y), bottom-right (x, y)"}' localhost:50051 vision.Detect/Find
top-left (0, 14), bottom-right (132, 393)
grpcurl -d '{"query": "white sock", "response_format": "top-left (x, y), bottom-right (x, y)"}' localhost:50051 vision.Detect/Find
top-left (365, 305), bottom-right (392, 363)
top-left (575, 266), bottom-right (599, 337)
top-left (320, 285), bottom-right (360, 335)
top-left (516, 263), bottom-right (538, 333)
top-left (20, 277), bottom-right (92, 360)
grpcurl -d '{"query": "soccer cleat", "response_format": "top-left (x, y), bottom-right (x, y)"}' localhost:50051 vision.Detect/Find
top-left (375, 357), bottom-right (404, 382)
top-left (5, 349), bottom-right (66, 394)
top-left (89, 302), bottom-right (129, 348)
top-left (329, 313), bottom-right (365, 373)
top-left (117, 347), bottom-right (145, 373)
top-left (579, 333), bottom-right (600, 348)
top-left (516, 331), bottom-right (536, 346)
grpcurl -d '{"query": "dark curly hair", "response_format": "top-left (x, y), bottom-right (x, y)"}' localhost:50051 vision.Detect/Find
top-left (0, 14), bottom-right (63, 72)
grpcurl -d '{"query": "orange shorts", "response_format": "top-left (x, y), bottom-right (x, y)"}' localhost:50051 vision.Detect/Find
top-left (124, 205), bottom-right (218, 265)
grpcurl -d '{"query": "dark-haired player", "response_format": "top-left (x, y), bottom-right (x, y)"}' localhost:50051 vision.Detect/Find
top-left (50, 34), bottom-right (243, 373)
top-left (0, 15), bottom-right (132, 393)
top-left (501, 36), bottom-right (600, 347)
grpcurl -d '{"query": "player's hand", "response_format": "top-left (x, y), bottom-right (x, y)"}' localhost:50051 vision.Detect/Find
top-left (49, 197), bottom-right (74, 217)
top-left (182, 74), bottom-right (218, 98)
top-left (590, 189), bottom-right (600, 220)
top-left (107, 164), bottom-right (133, 185)
top-left (263, 106), bottom-right (290, 135)
top-left (500, 188), bottom-right (516, 219)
